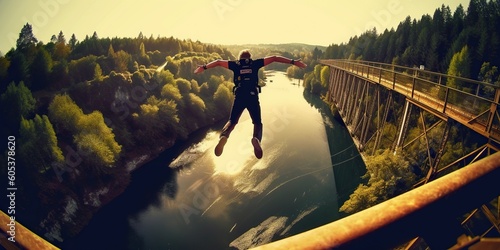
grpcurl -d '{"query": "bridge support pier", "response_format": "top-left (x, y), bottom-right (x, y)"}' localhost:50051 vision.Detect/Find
top-left (394, 99), bottom-right (412, 154)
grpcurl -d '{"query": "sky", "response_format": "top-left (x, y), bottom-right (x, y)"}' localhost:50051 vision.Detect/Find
top-left (0, 0), bottom-right (471, 54)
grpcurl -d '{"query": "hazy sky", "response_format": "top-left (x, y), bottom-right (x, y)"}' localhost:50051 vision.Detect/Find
top-left (0, 0), bottom-right (470, 54)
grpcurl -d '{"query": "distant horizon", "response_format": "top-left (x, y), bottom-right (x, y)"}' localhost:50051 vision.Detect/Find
top-left (0, 0), bottom-right (469, 54)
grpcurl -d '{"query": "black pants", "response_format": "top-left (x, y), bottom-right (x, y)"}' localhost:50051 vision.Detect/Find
top-left (220, 89), bottom-right (263, 141)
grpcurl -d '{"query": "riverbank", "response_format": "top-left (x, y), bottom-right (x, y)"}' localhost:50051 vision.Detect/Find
top-left (56, 70), bottom-right (366, 250)
top-left (37, 115), bottom-right (226, 247)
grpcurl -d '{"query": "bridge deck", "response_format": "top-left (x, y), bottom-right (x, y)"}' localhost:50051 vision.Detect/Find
top-left (320, 60), bottom-right (500, 145)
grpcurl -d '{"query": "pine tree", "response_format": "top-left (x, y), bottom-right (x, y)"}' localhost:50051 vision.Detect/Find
top-left (54, 33), bottom-right (70, 60)
top-left (69, 34), bottom-right (78, 50)
top-left (57, 30), bottom-right (66, 44)
top-left (19, 114), bottom-right (64, 173)
top-left (16, 23), bottom-right (38, 51)
top-left (30, 47), bottom-right (53, 90)
top-left (0, 81), bottom-right (36, 131)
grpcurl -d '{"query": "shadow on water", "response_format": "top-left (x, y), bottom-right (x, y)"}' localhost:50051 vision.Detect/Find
top-left (60, 122), bottom-right (225, 250)
top-left (302, 90), bottom-right (367, 209)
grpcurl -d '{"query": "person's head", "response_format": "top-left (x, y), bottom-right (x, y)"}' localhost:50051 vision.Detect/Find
top-left (238, 49), bottom-right (252, 60)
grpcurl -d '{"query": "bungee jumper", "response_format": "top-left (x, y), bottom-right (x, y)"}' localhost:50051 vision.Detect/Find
top-left (194, 49), bottom-right (307, 159)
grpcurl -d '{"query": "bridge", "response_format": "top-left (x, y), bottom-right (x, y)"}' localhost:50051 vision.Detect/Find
top-left (253, 60), bottom-right (500, 249)
top-left (322, 59), bottom-right (499, 185)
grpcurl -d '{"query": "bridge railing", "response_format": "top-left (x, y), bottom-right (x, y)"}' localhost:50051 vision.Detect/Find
top-left (320, 59), bottom-right (500, 143)
top-left (252, 151), bottom-right (500, 250)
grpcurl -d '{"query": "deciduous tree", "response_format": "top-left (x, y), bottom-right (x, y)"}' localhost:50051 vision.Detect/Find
top-left (340, 149), bottom-right (414, 214)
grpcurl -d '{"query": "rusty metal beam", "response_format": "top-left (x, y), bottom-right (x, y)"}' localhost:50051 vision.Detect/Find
top-left (251, 152), bottom-right (500, 250)
top-left (0, 211), bottom-right (59, 250)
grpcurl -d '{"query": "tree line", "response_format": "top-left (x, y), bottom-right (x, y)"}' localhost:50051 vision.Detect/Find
top-left (0, 24), bottom-right (242, 242)
top-left (323, 0), bottom-right (500, 85)
top-left (0, 22), bottom-right (315, 243)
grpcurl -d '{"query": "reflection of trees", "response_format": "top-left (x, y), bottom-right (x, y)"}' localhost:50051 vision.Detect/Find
top-left (61, 150), bottom-right (181, 249)
top-left (302, 88), bottom-right (367, 207)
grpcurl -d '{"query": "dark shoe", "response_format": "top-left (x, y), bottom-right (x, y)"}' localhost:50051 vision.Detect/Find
top-left (251, 137), bottom-right (263, 159)
top-left (215, 136), bottom-right (228, 156)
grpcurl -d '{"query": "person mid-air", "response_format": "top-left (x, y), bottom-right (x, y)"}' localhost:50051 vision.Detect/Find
top-left (194, 49), bottom-right (307, 159)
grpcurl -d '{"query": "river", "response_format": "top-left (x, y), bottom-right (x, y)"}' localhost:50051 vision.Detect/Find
top-left (61, 71), bottom-right (366, 250)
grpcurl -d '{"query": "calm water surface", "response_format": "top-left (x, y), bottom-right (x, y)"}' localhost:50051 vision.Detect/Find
top-left (62, 71), bottom-right (365, 250)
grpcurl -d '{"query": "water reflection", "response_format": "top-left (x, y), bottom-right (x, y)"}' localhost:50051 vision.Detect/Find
top-left (128, 71), bottom-right (341, 249)
top-left (63, 71), bottom-right (364, 250)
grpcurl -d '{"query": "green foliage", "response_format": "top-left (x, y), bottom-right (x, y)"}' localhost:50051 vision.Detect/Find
top-left (139, 42), bottom-right (146, 57)
top-left (479, 62), bottom-right (499, 84)
top-left (186, 93), bottom-right (207, 122)
top-left (7, 51), bottom-right (28, 84)
top-left (303, 65), bottom-right (328, 95)
top-left (69, 55), bottom-right (98, 83)
top-left (48, 94), bottom-right (83, 133)
top-left (93, 63), bottom-right (103, 81)
top-left (75, 111), bottom-right (121, 167)
top-left (151, 69), bottom-right (175, 92)
top-left (16, 23), bottom-right (38, 51)
top-left (50, 60), bottom-right (70, 89)
top-left (19, 115), bottom-right (64, 174)
top-left (49, 94), bottom-right (121, 168)
top-left (113, 50), bottom-right (132, 72)
top-left (286, 65), bottom-right (302, 78)
top-left (30, 47), bottom-right (53, 90)
top-left (213, 83), bottom-right (233, 113)
top-left (447, 46), bottom-right (473, 101)
top-left (379, 123), bottom-right (398, 149)
top-left (0, 81), bottom-right (36, 131)
top-left (206, 75), bottom-right (223, 96)
top-left (437, 124), bottom-right (474, 170)
top-left (69, 34), bottom-right (78, 50)
top-left (320, 65), bottom-right (330, 88)
top-left (133, 96), bottom-right (181, 144)
top-left (0, 56), bottom-right (10, 85)
top-left (447, 45), bottom-right (471, 80)
top-left (190, 79), bottom-right (201, 94)
top-left (137, 42), bottom-right (151, 66)
top-left (54, 42), bottom-right (70, 61)
top-left (176, 78), bottom-right (192, 95)
top-left (322, 2), bottom-right (500, 78)
top-left (340, 149), bottom-right (415, 214)
top-left (478, 62), bottom-right (500, 98)
top-left (161, 83), bottom-right (182, 102)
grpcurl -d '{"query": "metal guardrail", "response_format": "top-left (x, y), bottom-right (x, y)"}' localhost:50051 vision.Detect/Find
top-left (252, 152), bottom-right (500, 250)
top-left (320, 59), bottom-right (500, 144)
top-left (0, 210), bottom-right (59, 250)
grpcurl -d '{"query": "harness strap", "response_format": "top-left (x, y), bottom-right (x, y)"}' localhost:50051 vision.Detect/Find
top-left (233, 85), bottom-right (261, 94)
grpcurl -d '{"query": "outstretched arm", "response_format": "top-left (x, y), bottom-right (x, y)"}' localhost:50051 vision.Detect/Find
top-left (194, 59), bottom-right (229, 74)
top-left (263, 55), bottom-right (307, 68)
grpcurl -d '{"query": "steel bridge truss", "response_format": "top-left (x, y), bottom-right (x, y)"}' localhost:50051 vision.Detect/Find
top-left (324, 60), bottom-right (500, 248)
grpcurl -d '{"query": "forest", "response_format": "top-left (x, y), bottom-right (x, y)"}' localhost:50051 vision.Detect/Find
top-left (323, 0), bottom-right (500, 85)
top-left (0, 24), bottom-right (312, 242)
top-left (312, 0), bottom-right (500, 215)
top-left (1, 0), bottom-right (499, 245)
